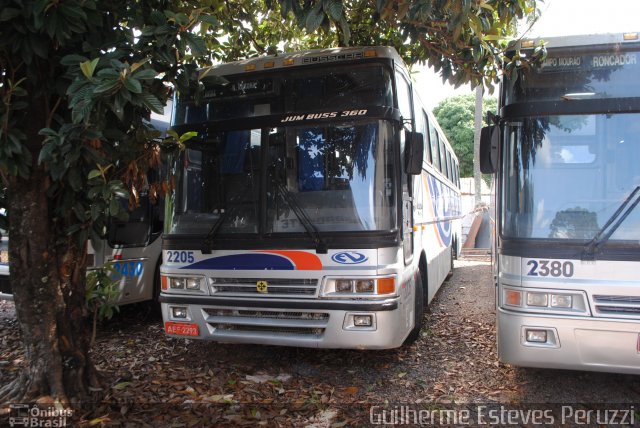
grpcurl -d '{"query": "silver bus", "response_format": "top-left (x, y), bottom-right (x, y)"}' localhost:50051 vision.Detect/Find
top-left (0, 115), bottom-right (170, 305)
top-left (481, 32), bottom-right (640, 373)
top-left (160, 46), bottom-right (462, 349)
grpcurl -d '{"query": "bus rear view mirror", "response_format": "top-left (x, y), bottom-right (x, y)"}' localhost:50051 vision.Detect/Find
top-left (405, 131), bottom-right (424, 175)
top-left (480, 125), bottom-right (499, 174)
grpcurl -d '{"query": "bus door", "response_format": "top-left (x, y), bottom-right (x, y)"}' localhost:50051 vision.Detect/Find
top-left (396, 71), bottom-right (415, 265)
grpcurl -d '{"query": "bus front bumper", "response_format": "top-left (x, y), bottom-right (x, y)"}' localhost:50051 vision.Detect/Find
top-left (159, 295), bottom-right (409, 349)
top-left (498, 307), bottom-right (640, 374)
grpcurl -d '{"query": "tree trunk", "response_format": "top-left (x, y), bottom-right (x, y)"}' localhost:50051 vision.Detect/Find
top-left (0, 84), bottom-right (99, 405)
top-left (473, 84), bottom-right (483, 207)
top-left (0, 168), bottom-right (99, 406)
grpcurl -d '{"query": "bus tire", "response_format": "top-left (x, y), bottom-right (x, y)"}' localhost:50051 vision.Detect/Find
top-left (445, 245), bottom-right (454, 281)
top-left (404, 271), bottom-right (425, 345)
top-left (152, 257), bottom-right (162, 306)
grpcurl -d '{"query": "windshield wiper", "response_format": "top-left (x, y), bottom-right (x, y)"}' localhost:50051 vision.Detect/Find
top-left (582, 185), bottom-right (640, 260)
top-left (273, 181), bottom-right (328, 254)
top-left (201, 202), bottom-right (240, 254)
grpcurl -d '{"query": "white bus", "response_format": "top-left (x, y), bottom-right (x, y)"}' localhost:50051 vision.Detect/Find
top-left (481, 32), bottom-right (640, 373)
top-left (160, 47), bottom-right (462, 348)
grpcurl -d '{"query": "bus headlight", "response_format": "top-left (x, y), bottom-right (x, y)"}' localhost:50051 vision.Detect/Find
top-left (356, 280), bottom-right (375, 293)
top-left (321, 277), bottom-right (396, 298)
top-left (186, 277), bottom-right (202, 290)
top-left (170, 277), bottom-right (185, 289)
top-left (161, 275), bottom-right (206, 293)
top-left (336, 279), bottom-right (352, 292)
top-left (501, 286), bottom-right (590, 316)
top-left (526, 292), bottom-right (548, 307)
top-left (551, 294), bottom-right (572, 308)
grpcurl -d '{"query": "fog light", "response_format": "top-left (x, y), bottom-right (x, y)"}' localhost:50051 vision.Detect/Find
top-left (170, 277), bottom-right (185, 289)
top-left (355, 280), bottom-right (374, 293)
top-left (336, 280), bottom-right (352, 292)
top-left (527, 292), bottom-right (548, 307)
top-left (354, 315), bottom-right (372, 327)
top-left (172, 307), bottom-right (188, 319)
top-left (551, 294), bottom-right (572, 308)
top-left (525, 329), bottom-right (547, 343)
top-left (186, 278), bottom-right (201, 290)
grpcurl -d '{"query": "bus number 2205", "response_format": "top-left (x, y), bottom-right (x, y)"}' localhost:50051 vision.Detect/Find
top-left (526, 260), bottom-right (574, 278)
top-left (167, 251), bottom-right (195, 264)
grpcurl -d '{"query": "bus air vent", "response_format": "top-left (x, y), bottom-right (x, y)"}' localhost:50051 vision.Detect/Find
top-left (593, 295), bottom-right (640, 318)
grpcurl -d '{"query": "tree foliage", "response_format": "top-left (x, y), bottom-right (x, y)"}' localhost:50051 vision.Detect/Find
top-left (433, 94), bottom-right (497, 177)
top-left (0, 0), bottom-right (541, 406)
top-left (272, 0), bottom-right (543, 89)
top-left (0, 0), bottom-right (295, 405)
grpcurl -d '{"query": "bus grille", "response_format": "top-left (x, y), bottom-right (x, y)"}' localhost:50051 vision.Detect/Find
top-left (209, 278), bottom-right (318, 297)
top-left (593, 295), bottom-right (640, 318)
top-left (203, 308), bottom-right (329, 337)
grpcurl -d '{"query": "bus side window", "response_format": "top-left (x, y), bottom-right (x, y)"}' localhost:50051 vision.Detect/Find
top-left (422, 111), bottom-right (432, 164)
top-left (429, 122), bottom-right (440, 171)
top-left (438, 135), bottom-right (447, 176)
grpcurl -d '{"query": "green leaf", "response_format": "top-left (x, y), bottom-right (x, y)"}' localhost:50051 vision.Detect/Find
top-left (305, 3), bottom-right (325, 33)
top-left (96, 68), bottom-right (120, 78)
top-left (0, 8), bottom-right (21, 22)
top-left (88, 169), bottom-right (102, 180)
top-left (123, 78), bottom-right (142, 94)
top-left (68, 168), bottom-right (83, 191)
top-left (182, 33), bottom-right (206, 56)
top-left (109, 198), bottom-right (120, 217)
top-left (132, 69), bottom-right (157, 80)
top-left (179, 131), bottom-right (198, 142)
top-left (141, 94), bottom-right (164, 114)
top-left (94, 79), bottom-right (120, 95)
top-left (338, 17), bottom-right (351, 46)
top-left (199, 14), bottom-right (218, 26)
top-left (90, 203), bottom-right (103, 221)
top-left (73, 202), bottom-right (86, 221)
top-left (80, 58), bottom-right (100, 79)
top-left (323, 0), bottom-right (343, 20)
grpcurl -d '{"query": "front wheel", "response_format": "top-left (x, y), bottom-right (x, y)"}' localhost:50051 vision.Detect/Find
top-left (404, 272), bottom-right (425, 345)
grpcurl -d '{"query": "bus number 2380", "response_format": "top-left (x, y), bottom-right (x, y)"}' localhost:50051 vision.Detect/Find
top-left (526, 260), bottom-right (574, 278)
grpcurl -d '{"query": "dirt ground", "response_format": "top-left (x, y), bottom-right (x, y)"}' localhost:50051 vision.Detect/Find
top-left (1, 260), bottom-right (640, 426)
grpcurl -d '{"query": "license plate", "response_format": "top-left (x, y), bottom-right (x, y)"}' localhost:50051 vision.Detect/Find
top-left (164, 322), bottom-right (199, 337)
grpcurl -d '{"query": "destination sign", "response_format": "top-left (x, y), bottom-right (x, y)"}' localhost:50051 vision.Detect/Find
top-left (540, 52), bottom-right (639, 72)
top-left (199, 78), bottom-right (275, 100)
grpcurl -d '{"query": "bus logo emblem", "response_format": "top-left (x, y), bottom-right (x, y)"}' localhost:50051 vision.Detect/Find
top-left (331, 252), bottom-right (368, 264)
top-left (256, 281), bottom-right (268, 293)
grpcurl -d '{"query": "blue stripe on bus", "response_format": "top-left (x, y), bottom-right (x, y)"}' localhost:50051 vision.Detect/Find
top-left (427, 175), bottom-right (453, 247)
top-left (181, 253), bottom-right (295, 270)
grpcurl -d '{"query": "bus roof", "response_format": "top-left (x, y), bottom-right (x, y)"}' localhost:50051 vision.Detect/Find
top-left (199, 46), bottom-right (405, 78)
top-left (513, 31), bottom-right (640, 51)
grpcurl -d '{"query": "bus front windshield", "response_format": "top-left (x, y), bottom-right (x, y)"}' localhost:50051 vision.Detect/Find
top-left (502, 113), bottom-right (640, 242)
top-left (168, 120), bottom-right (397, 236)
